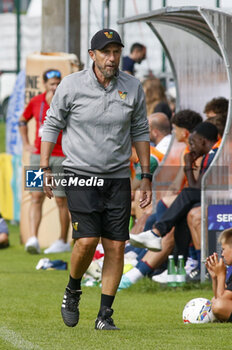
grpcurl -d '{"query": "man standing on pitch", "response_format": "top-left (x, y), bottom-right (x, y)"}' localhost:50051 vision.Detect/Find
top-left (40, 29), bottom-right (151, 330)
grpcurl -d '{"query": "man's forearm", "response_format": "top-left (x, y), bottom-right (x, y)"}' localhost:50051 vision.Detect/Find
top-left (133, 141), bottom-right (150, 173)
top-left (18, 116), bottom-right (29, 144)
top-left (212, 277), bottom-right (218, 298)
top-left (217, 274), bottom-right (226, 298)
top-left (216, 274), bottom-right (226, 298)
top-left (40, 141), bottom-right (55, 167)
top-left (184, 167), bottom-right (201, 188)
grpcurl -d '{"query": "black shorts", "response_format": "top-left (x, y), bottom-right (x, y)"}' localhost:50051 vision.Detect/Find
top-left (64, 172), bottom-right (131, 241)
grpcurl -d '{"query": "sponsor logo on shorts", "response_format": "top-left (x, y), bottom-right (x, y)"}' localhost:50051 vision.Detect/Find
top-left (72, 222), bottom-right (78, 231)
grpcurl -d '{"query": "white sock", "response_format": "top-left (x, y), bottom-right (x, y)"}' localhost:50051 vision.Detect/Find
top-left (124, 251), bottom-right (138, 260)
top-left (125, 267), bottom-right (144, 283)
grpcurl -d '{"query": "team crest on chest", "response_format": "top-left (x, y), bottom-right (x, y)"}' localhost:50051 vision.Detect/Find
top-left (118, 90), bottom-right (127, 100)
top-left (104, 31), bottom-right (113, 38)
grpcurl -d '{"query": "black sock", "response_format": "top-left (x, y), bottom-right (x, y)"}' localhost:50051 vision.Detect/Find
top-left (98, 294), bottom-right (115, 317)
top-left (228, 312), bottom-right (232, 322)
top-left (67, 275), bottom-right (82, 291)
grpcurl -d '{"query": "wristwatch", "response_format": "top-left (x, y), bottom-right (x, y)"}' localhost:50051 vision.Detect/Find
top-left (141, 173), bottom-right (153, 181)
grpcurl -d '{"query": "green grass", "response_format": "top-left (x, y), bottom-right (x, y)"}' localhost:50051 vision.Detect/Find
top-left (0, 121), bottom-right (6, 153)
top-left (0, 224), bottom-right (231, 350)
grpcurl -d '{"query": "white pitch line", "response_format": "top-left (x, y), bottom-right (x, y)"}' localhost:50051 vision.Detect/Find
top-left (0, 326), bottom-right (43, 350)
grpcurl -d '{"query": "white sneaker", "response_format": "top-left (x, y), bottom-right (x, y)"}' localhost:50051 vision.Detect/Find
top-left (129, 230), bottom-right (162, 251)
top-left (25, 236), bottom-right (40, 254)
top-left (185, 257), bottom-right (198, 275)
top-left (152, 269), bottom-right (168, 283)
top-left (44, 239), bottom-right (71, 254)
top-left (86, 261), bottom-right (102, 280)
top-left (36, 258), bottom-right (50, 270)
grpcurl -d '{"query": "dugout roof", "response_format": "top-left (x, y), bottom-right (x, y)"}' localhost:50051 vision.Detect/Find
top-left (118, 7), bottom-right (232, 280)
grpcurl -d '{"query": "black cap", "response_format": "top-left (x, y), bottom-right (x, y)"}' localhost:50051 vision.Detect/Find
top-left (90, 29), bottom-right (124, 50)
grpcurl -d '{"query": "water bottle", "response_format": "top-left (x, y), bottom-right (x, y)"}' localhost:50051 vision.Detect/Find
top-left (176, 255), bottom-right (186, 286)
top-left (167, 255), bottom-right (177, 287)
top-left (129, 215), bottom-right (134, 231)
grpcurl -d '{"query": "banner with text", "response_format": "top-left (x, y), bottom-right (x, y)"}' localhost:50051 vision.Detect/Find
top-left (208, 204), bottom-right (232, 256)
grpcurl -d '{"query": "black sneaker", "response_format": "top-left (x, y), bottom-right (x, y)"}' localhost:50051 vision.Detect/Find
top-left (186, 268), bottom-right (200, 282)
top-left (95, 307), bottom-right (119, 330)
top-left (61, 287), bottom-right (82, 327)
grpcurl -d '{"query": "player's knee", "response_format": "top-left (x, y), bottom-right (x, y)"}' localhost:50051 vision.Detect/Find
top-left (31, 193), bottom-right (44, 204)
top-left (115, 246), bottom-right (125, 261)
top-left (187, 209), bottom-right (194, 223)
top-left (193, 210), bottom-right (201, 223)
top-left (212, 298), bottom-right (224, 317)
top-left (75, 237), bottom-right (99, 252)
top-left (106, 241), bottom-right (125, 260)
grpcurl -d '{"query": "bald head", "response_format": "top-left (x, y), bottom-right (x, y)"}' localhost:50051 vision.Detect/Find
top-left (148, 112), bottom-right (171, 144)
top-left (149, 112), bottom-right (171, 133)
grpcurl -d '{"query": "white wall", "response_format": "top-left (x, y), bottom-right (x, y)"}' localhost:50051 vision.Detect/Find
top-left (0, 13), bottom-right (41, 71)
top-left (0, 12), bottom-right (41, 102)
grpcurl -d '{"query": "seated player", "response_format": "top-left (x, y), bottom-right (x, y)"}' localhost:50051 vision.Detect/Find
top-left (187, 114), bottom-right (226, 281)
top-left (206, 228), bottom-right (232, 322)
top-left (129, 122), bottom-right (218, 254)
top-left (204, 96), bottom-right (228, 119)
top-left (132, 112), bottom-right (172, 192)
top-left (131, 112), bottom-right (171, 224)
top-left (119, 111), bottom-right (203, 289)
top-left (130, 109), bottom-right (204, 240)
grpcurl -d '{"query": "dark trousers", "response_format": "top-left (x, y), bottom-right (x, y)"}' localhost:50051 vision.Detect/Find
top-left (144, 199), bottom-right (168, 231)
top-left (173, 218), bottom-right (192, 263)
top-left (155, 187), bottom-right (201, 237)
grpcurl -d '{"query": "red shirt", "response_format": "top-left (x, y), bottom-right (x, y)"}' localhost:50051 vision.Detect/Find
top-left (23, 92), bottom-right (64, 157)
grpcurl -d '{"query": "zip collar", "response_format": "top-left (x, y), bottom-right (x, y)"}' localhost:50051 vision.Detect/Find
top-left (88, 63), bottom-right (119, 91)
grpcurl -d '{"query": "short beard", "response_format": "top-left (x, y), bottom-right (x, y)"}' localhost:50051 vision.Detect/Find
top-left (96, 63), bottom-right (117, 79)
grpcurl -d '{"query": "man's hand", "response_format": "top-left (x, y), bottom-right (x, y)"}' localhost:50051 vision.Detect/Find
top-left (205, 254), bottom-right (217, 279)
top-left (184, 152), bottom-right (197, 168)
top-left (139, 178), bottom-right (152, 208)
top-left (206, 252), bottom-right (226, 277)
top-left (214, 256), bottom-right (226, 277)
top-left (43, 169), bottom-right (55, 199)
